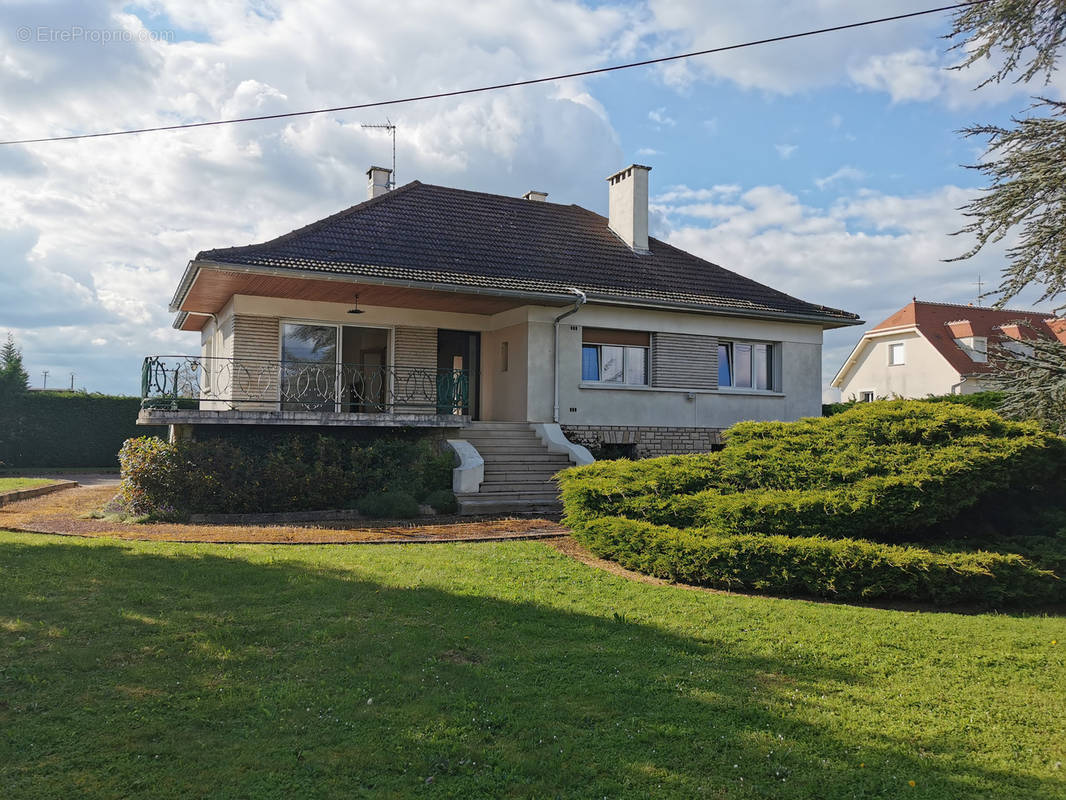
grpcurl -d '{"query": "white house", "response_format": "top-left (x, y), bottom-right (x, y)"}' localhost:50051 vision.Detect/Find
top-left (833, 299), bottom-right (1065, 401)
top-left (141, 164), bottom-right (860, 512)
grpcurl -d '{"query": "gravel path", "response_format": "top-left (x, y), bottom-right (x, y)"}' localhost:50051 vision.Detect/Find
top-left (0, 485), bottom-right (568, 544)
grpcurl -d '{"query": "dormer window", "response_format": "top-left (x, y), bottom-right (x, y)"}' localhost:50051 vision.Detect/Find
top-left (955, 335), bottom-right (988, 363)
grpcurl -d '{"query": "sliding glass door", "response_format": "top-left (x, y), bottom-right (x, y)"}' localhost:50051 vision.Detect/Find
top-left (280, 322), bottom-right (391, 412)
top-left (280, 323), bottom-right (338, 411)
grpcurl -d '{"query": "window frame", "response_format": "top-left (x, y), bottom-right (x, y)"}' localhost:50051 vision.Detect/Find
top-left (581, 340), bottom-right (649, 386)
top-left (717, 340), bottom-right (777, 392)
top-left (888, 342), bottom-right (905, 366)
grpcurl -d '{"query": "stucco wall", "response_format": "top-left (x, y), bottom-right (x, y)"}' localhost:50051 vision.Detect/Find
top-left (480, 322), bottom-right (529, 421)
top-left (552, 306), bottom-right (824, 428)
top-left (200, 294), bottom-right (829, 427)
top-left (837, 331), bottom-right (961, 399)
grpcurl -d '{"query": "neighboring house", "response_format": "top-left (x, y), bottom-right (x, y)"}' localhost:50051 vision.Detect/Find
top-left (832, 299), bottom-right (1066, 400)
top-left (142, 163), bottom-right (859, 512)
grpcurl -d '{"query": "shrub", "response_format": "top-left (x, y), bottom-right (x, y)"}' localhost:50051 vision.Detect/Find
top-left (823, 391), bottom-right (1004, 416)
top-left (557, 401), bottom-right (1066, 607)
top-left (357, 491), bottom-right (420, 519)
top-left (119, 431), bottom-right (454, 516)
top-left (423, 488), bottom-right (459, 515)
top-left (560, 402), bottom-right (1066, 542)
top-left (571, 516), bottom-right (1063, 607)
top-left (0, 392), bottom-right (167, 468)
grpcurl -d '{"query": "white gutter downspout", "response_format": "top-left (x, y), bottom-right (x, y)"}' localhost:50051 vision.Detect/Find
top-left (552, 288), bottom-right (587, 423)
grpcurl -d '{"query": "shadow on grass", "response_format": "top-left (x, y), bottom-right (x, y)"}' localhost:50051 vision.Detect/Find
top-left (0, 539), bottom-right (1058, 799)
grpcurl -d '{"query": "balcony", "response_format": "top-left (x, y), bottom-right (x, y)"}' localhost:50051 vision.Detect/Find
top-left (137, 355), bottom-right (471, 428)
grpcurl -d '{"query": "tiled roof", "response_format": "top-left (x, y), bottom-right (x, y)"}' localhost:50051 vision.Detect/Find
top-left (193, 181), bottom-right (859, 324)
top-left (871, 300), bottom-right (1063, 375)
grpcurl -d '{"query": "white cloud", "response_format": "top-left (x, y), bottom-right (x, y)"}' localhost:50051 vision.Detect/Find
top-left (637, 147), bottom-right (662, 156)
top-left (648, 107), bottom-right (676, 127)
top-left (640, 0), bottom-right (1062, 106)
top-left (814, 166), bottom-right (866, 190)
top-left (0, 0), bottom-right (631, 392)
top-left (774, 143), bottom-right (797, 160)
top-left (655, 180), bottom-right (1053, 390)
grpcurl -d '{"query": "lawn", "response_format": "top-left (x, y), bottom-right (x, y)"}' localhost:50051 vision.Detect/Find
top-left (0, 531), bottom-right (1063, 799)
top-left (0, 478), bottom-right (54, 493)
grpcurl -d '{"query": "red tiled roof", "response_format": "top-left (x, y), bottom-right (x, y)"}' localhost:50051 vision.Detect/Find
top-left (870, 300), bottom-right (1063, 375)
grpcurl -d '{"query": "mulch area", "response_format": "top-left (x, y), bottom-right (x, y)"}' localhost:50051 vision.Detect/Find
top-left (0, 485), bottom-right (568, 545)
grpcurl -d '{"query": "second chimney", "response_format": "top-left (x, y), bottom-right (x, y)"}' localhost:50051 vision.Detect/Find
top-left (607, 164), bottom-right (651, 252)
top-left (367, 166), bottom-right (392, 200)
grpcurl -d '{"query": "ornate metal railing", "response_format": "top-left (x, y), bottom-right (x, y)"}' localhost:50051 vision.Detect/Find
top-left (141, 355), bottom-right (469, 415)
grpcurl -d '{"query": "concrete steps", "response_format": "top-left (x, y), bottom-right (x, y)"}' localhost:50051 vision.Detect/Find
top-left (455, 422), bottom-right (573, 515)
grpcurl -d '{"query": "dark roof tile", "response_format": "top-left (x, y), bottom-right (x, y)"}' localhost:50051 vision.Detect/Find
top-left (196, 181), bottom-right (858, 323)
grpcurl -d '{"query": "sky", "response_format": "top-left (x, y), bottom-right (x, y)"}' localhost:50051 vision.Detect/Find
top-left (1, 0), bottom-right (1063, 398)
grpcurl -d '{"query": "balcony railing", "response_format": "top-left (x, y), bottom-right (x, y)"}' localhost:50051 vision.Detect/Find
top-left (141, 355), bottom-right (470, 415)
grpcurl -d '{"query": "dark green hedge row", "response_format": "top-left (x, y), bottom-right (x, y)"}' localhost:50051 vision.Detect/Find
top-left (0, 392), bottom-right (165, 468)
top-left (560, 402), bottom-right (1066, 542)
top-left (558, 401), bottom-right (1066, 607)
top-left (823, 390), bottom-right (1004, 416)
top-left (571, 516), bottom-right (1064, 607)
top-left (120, 431), bottom-right (454, 517)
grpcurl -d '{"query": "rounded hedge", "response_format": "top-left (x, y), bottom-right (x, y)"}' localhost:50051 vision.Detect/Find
top-left (558, 401), bottom-right (1066, 607)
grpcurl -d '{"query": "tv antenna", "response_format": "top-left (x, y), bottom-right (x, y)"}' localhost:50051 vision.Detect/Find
top-left (974, 274), bottom-right (985, 306)
top-left (361, 119), bottom-right (396, 188)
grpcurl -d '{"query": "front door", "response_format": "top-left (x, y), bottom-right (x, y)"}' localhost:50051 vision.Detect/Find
top-left (436, 330), bottom-right (480, 419)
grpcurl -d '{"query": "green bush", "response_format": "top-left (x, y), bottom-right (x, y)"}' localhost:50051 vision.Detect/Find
top-left (423, 488), bottom-right (458, 515)
top-left (561, 402), bottom-right (1066, 542)
top-left (0, 392), bottom-right (166, 468)
top-left (558, 401), bottom-right (1066, 607)
top-left (823, 391), bottom-right (1004, 416)
top-left (119, 431), bottom-right (454, 517)
top-left (357, 491), bottom-right (420, 519)
top-left (573, 516), bottom-right (1063, 607)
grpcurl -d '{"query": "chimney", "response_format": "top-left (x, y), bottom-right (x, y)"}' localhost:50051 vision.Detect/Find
top-left (523, 190), bottom-right (548, 202)
top-left (606, 164), bottom-right (651, 252)
top-left (367, 166), bottom-right (392, 200)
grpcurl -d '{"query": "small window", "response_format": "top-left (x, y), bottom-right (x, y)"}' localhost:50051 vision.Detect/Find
top-left (581, 332), bottom-right (649, 386)
top-left (860, 391), bottom-right (875, 403)
top-left (888, 342), bottom-right (905, 366)
top-left (718, 341), bottom-right (776, 391)
top-left (500, 341), bottom-right (509, 372)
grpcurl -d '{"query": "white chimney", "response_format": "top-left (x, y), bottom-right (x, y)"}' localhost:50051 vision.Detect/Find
top-left (367, 166), bottom-right (392, 200)
top-left (606, 164), bottom-right (651, 252)
top-left (523, 190), bottom-right (548, 202)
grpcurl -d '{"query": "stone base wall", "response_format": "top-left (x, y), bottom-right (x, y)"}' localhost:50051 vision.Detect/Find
top-left (561, 425), bottom-right (724, 459)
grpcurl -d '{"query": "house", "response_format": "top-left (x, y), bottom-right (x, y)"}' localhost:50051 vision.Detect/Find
top-left (142, 164), bottom-right (860, 512)
top-left (832, 299), bottom-right (1066, 400)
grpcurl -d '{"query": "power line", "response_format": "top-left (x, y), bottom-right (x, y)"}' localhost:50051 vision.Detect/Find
top-left (0, 1), bottom-right (986, 147)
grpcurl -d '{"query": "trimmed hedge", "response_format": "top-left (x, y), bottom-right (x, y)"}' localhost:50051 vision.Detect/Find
top-left (119, 431), bottom-right (454, 517)
top-left (823, 390), bottom-right (1004, 416)
top-left (0, 392), bottom-right (166, 468)
top-left (561, 402), bottom-right (1066, 542)
top-left (558, 401), bottom-right (1066, 607)
top-left (574, 516), bottom-right (1063, 607)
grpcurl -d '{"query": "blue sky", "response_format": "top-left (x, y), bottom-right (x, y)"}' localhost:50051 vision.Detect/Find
top-left (0, 1), bottom-right (1061, 397)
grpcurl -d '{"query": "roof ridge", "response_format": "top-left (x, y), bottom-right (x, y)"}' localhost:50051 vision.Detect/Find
top-left (914, 299), bottom-right (1054, 317)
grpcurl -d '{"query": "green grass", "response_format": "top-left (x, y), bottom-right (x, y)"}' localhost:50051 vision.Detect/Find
top-left (0, 532), bottom-right (1063, 799)
top-left (0, 478), bottom-right (53, 492)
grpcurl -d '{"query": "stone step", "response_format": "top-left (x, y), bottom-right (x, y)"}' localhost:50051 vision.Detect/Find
top-left (484, 459), bottom-right (571, 470)
top-left (477, 480), bottom-right (558, 493)
top-left (460, 487), bottom-right (560, 499)
top-left (457, 497), bottom-right (562, 516)
top-left (483, 471), bottom-right (564, 483)
top-left (462, 422), bottom-right (535, 430)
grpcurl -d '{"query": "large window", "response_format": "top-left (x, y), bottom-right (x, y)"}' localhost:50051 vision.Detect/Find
top-left (581, 328), bottom-right (649, 385)
top-left (718, 341), bottom-right (775, 391)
